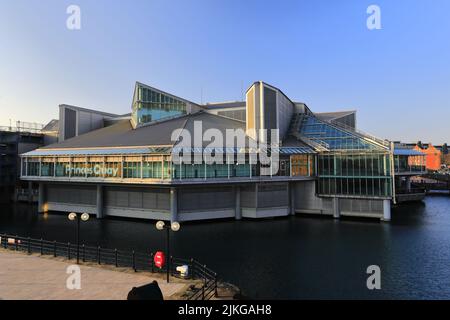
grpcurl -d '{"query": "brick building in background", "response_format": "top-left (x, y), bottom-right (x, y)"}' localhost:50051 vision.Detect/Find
top-left (413, 144), bottom-right (442, 171)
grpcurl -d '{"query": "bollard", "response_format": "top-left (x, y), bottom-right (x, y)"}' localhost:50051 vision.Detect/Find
top-left (115, 248), bottom-right (118, 267)
top-left (132, 250), bottom-right (136, 272)
top-left (53, 240), bottom-right (56, 257)
top-left (97, 246), bottom-right (101, 265)
top-left (15, 235), bottom-right (18, 251)
top-left (82, 244), bottom-right (85, 262)
top-left (40, 238), bottom-right (43, 255)
top-left (68, 242), bottom-right (71, 260)
top-left (28, 237), bottom-right (31, 254)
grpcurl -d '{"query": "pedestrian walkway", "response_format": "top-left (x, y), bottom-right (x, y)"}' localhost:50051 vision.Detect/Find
top-left (0, 249), bottom-right (194, 300)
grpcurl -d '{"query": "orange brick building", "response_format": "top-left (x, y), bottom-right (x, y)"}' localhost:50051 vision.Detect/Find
top-left (413, 144), bottom-right (442, 171)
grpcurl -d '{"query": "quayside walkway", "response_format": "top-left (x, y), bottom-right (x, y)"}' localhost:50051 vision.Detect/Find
top-left (0, 249), bottom-right (192, 300)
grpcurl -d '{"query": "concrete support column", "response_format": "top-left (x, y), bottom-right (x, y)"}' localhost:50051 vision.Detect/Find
top-left (289, 183), bottom-right (296, 215)
top-left (332, 197), bottom-right (340, 219)
top-left (382, 199), bottom-right (391, 222)
top-left (27, 181), bottom-right (33, 203)
top-left (96, 185), bottom-right (104, 219)
top-left (170, 187), bottom-right (178, 222)
top-left (38, 183), bottom-right (45, 213)
top-left (235, 186), bottom-right (242, 220)
top-left (406, 176), bottom-right (412, 192)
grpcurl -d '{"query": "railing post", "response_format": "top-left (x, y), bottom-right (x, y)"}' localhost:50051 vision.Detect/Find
top-left (68, 242), bottom-right (71, 260)
top-left (53, 240), bottom-right (56, 257)
top-left (28, 237), bottom-right (31, 254)
top-left (203, 264), bottom-right (207, 300)
top-left (202, 282), bottom-right (205, 300)
top-left (40, 238), bottom-right (43, 255)
top-left (115, 248), bottom-right (118, 267)
top-left (190, 258), bottom-right (195, 279)
top-left (214, 273), bottom-right (218, 297)
top-left (151, 252), bottom-right (154, 273)
top-left (170, 256), bottom-right (174, 276)
top-left (97, 246), bottom-right (101, 265)
top-left (82, 244), bottom-right (85, 262)
top-left (132, 250), bottom-right (136, 272)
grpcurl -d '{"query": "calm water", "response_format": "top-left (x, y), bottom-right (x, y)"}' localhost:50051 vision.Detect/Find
top-left (1, 196), bottom-right (450, 299)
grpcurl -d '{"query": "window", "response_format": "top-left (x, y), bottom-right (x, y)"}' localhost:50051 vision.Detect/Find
top-left (123, 162), bottom-right (141, 179)
top-left (291, 155), bottom-right (311, 176)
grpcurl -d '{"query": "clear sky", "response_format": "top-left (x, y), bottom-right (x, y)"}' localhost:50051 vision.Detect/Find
top-left (0, 0), bottom-right (449, 143)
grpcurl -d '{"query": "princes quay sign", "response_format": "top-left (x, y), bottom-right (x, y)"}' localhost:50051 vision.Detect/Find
top-left (65, 164), bottom-right (119, 177)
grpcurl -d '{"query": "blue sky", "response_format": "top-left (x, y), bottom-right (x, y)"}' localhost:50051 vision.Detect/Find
top-left (0, 0), bottom-right (449, 143)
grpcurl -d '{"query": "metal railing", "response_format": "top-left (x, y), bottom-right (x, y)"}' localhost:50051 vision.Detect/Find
top-left (0, 233), bottom-right (218, 300)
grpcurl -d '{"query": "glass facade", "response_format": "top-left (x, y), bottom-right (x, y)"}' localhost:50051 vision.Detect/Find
top-left (123, 161), bottom-right (141, 179)
top-left (40, 161), bottom-right (54, 177)
top-left (291, 155), bottom-right (314, 176)
top-left (26, 159), bottom-right (40, 176)
top-left (317, 153), bottom-right (392, 197)
top-left (143, 160), bottom-right (162, 179)
top-left (22, 154), bottom-right (293, 181)
top-left (394, 155), bottom-right (426, 173)
top-left (56, 158), bottom-right (70, 177)
top-left (132, 85), bottom-right (187, 126)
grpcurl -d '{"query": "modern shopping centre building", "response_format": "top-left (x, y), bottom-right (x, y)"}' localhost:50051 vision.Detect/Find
top-left (20, 81), bottom-right (426, 222)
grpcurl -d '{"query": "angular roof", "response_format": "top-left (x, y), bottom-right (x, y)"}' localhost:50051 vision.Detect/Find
top-left (203, 101), bottom-right (246, 110)
top-left (38, 111), bottom-right (246, 150)
top-left (60, 104), bottom-right (121, 118)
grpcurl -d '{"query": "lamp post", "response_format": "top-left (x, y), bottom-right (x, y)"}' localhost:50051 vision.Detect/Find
top-left (68, 212), bottom-right (90, 264)
top-left (155, 220), bottom-right (180, 283)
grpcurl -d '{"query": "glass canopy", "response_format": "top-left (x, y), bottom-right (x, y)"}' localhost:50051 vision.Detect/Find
top-left (299, 114), bottom-right (386, 151)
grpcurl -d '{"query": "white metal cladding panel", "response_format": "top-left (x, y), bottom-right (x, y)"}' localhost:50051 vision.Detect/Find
top-left (240, 185), bottom-right (257, 208)
top-left (115, 190), bottom-right (129, 207)
top-left (178, 186), bottom-right (234, 212)
top-left (257, 183), bottom-right (288, 208)
top-left (129, 191), bottom-right (143, 208)
top-left (47, 184), bottom-right (96, 205)
top-left (142, 192), bottom-right (157, 208)
top-left (104, 187), bottom-right (170, 210)
top-left (340, 199), bottom-right (383, 213)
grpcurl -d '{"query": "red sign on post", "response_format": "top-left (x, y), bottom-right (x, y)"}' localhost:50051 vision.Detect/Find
top-left (154, 251), bottom-right (165, 269)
